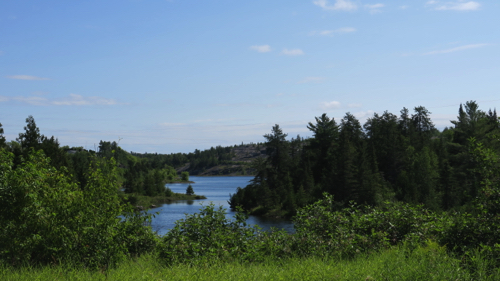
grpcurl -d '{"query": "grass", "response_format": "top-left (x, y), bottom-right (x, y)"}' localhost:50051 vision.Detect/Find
top-left (2, 243), bottom-right (493, 281)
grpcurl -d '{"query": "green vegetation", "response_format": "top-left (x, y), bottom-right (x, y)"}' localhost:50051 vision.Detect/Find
top-left (0, 246), bottom-right (482, 280)
top-left (186, 184), bottom-right (194, 195)
top-left (2, 103), bottom-right (500, 279)
top-left (230, 101), bottom-right (500, 217)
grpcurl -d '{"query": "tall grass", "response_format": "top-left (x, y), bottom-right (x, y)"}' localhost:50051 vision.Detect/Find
top-left (1, 243), bottom-right (490, 281)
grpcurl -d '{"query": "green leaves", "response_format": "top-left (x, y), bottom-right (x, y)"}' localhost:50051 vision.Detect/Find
top-left (0, 149), bottom-right (157, 268)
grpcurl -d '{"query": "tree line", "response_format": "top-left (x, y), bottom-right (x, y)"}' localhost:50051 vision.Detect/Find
top-left (229, 101), bottom-right (500, 215)
top-left (0, 116), bottom-right (183, 198)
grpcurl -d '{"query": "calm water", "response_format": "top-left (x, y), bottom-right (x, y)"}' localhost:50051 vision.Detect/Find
top-left (148, 176), bottom-right (294, 236)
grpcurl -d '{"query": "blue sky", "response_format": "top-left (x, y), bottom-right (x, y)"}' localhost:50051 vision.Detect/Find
top-left (1, 0), bottom-right (499, 153)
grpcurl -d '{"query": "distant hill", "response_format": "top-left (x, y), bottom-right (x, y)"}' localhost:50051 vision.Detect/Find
top-left (176, 144), bottom-right (267, 176)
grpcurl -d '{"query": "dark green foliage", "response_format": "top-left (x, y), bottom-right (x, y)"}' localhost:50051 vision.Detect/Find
top-left (0, 122), bottom-right (5, 148)
top-left (186, 184), bottom-right (194, 195)
top-left (16, 115), bottom-right (42, 152)
top-left (231, 101), bottom-right (500, 215)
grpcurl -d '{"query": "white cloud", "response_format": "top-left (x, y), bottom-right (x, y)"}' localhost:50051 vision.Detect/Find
top-left (313, 0), bottom-right (357, 11)
top-left (12, 96), bottom-right (48, 106)
top-left (399, 5), bottom-right (409, 9)
top-left (311, 27), bottom-right (356, 36)
top-left (52, 94), bottom-right (117, 106)
top-left (298, 77), bottom-right (325, 84)
top-left (6, 75), bottom-right (50, 81)
top-left (424, 43), bottom-right (488, 55)
top-left (364, 3), bottom-right (385, 14)
top-left (281, 49), bottom-right (304, 56)
top-left (348, 103), bottom-right (363, 108)
top-left (249, 45), bottom-right (271, 53)
top-left (354, 110), bottom-right (375, 119)
top-left (320, 101), bottom-right (342, 110)
top-left (365, 3), bottom-right (385, 9)
top-left (426, 1), bottom-right (481, 11)
top-left (1, 93), bottom-right (117, 106)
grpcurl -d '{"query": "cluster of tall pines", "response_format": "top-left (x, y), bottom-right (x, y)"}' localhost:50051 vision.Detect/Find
top-left (229, 101), bottom-right (500, 215)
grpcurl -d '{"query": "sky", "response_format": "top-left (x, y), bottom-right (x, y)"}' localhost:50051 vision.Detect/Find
top-left (1, 0), bottom-right (499, 154)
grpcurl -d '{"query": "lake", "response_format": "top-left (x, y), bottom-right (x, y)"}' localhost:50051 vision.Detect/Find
top-left (148, 176), bottom-right (294, 236)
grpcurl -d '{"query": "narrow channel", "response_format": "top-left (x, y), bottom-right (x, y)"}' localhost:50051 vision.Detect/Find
top-left (148, 176), bottom-right (294, 236)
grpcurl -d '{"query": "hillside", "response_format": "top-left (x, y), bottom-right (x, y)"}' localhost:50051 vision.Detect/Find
top-left (176, 144), bottom-right (267, 176)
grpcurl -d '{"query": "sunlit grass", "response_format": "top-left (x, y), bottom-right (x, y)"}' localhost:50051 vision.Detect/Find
top-left (2, 244), bottom-right (489, 281)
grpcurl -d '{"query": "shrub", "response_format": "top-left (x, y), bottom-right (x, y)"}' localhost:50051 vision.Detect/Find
top-left (158, 204), bottom-right (262, 264)
top-left (293, 193), bottom-right (444, 258)
top-left (0, 149), bottom-right (157, 268)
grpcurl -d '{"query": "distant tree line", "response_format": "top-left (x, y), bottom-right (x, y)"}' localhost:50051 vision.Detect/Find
top-left (132, 145), bottom-right (234, 172)
top-left (0, 116), bottom-right (180, 197)
top-left (229, 101), bottom-right (500, 215)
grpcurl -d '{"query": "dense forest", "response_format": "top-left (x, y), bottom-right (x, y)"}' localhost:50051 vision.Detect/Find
top-left (229, 101), bottom-right (500, 216)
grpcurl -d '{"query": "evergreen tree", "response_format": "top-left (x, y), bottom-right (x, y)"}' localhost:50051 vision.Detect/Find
top-left (0, 122), bottom-right (5, 148)
top-left (186, 184), bottom-right (194, 196)
top-left (17, 115), bottom-right (42, 152)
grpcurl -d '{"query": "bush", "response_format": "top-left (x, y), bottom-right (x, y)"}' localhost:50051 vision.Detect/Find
top-left (157, 204), bottom-right (262, 264)
top-left (293, 193), bottom-right (444, 258)
top-left (0, 149), bottom-right (157, 268)
top-left (181, 171), bottom-right (189, 181)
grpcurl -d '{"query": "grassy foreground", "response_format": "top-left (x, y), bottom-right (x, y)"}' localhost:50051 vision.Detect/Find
top-left (1, 244), bottom-right (495, 281)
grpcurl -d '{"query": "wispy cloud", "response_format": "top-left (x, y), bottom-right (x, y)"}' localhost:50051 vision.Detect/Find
top-left (364, 3), bottom-right (385, 14)
top-left (424, 43), bottom-right (488, 55)
top-left (320, 101), bottom-right (342, 110)
top-left (281, 49), bottom-right (304, 56)
top-left (249, 45), bottom-right (272, 53)
top-left (313, 0), bottom-right (357, 11)
top-left (159, 122), bottom-right (186, 127)
top-left (348, 103), bottom-right (363, 108)
top-left (6, 75), bottom-right (50, 81)
top-left (354, 110), bottom-right (375, 119)
top-left (298, 77), bottom-right (325, 84)
top-left (310, 27), bottom-right (356, 36)
top-left (52, 94), bottom-right (117, 106)
top-left (426, 1), bottom-right (481, 11)
top-left (399, 5), bottom-right (409, 9)
top-left (0, 93), bottom-right (117, 106)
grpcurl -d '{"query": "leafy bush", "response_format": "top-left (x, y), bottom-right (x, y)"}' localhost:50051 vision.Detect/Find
top-left (0, 149), bottom-right (157, 268)
top-left (158, 204), bottom-right (263, 264)
top-left (293, 193), bottom-right (445, 258)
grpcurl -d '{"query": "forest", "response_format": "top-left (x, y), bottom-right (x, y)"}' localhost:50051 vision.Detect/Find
top-left (230, 101), bottom-right (500, 216)
top-left (2, 100), bottom-right (500, 279)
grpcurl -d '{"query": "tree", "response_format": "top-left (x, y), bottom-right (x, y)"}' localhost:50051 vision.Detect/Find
top-left (181, 171), bottom-right (189, 181)
top-left (307, 113), bottom-right (339, 189)
top-left (186, 184), bottom-right (195, 195)
top-left (17, 115), bottom-right (42, 152)
top-left (0, 122), bottom-right (5, 148)
top-left (411, 106), bottom-right (435, 150)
